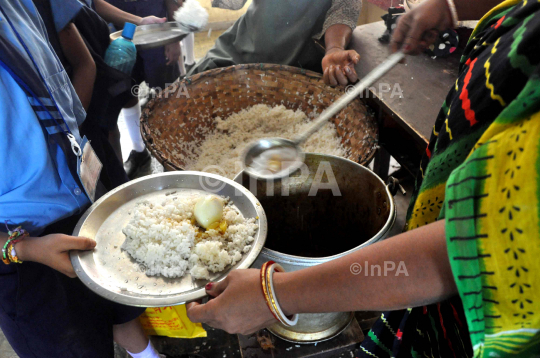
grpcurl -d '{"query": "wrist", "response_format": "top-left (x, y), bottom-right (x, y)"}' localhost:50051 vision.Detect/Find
top-left (325, 46), bottom-right (344, 55)
top-left (15, 236), bottom-right (38, 262)
top-left (272, 271), bottom-right (299, 316)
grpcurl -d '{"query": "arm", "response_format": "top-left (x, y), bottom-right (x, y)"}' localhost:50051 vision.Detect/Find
top-left (1, 231), bottom-right (96, 277)
top-left (320, 0), bottom-right (362, 86)
top-left (165, 0), bottom-right (182, 21)
top-left (324, 23), bottom-right (353, 53)
top-left (277, 221), bottom-right (454, 314)
top-left (164, 0), bottom-right (182, 66)
top-left (93, 0), bottom-right (166, 27)
top-left (59, 23), bottom-right (96, 110)
top-left (187, 220), bottom-right (457, 334)
top-left (392, 0), bottom-right (504, 55)
top-left (93, 0), bottom-right (141, 27)
top-left (322, 24), bottom-right (360, 86)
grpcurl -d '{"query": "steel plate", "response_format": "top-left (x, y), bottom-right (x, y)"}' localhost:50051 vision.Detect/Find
top-left (70, 172), bottom-right (267, 307)
top-left (110, 22), bottom-right (189, 50)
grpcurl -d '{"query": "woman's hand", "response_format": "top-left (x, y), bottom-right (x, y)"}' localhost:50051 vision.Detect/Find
top-left (186, 269), bottom-right (278, 335)
top-left (391, 0), bottom-right (452, 55)
top-left (186, 220), bottom-right (456, 336)
top-left (165, 42), bottom-right (181, 66)
top-left (140, 16), bottom-right (167, 25)
top-left (16, 234), bottom-right (96, 278)
top-left (322, 49), bottom-right (360, 86)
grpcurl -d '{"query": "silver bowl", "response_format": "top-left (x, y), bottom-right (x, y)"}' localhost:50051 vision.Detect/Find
top-left (70, 172), bottom-right (267, 307)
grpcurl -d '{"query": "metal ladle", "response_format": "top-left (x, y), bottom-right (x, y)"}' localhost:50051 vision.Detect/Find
top-left (241, 51), bottom-right (406, 180)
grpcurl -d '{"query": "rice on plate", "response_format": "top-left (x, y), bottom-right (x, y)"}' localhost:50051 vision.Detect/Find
top-left (122, 193), bottom-right (258, 280)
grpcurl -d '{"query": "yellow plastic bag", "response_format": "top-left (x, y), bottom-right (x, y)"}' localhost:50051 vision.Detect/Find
top-left (139, 305), bottom-right (207, 338)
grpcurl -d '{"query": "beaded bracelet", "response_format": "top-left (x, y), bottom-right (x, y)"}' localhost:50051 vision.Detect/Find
top-left (1, 245), bottom-right (10, 265)
top-left (2, 237), bottom-right (17, 265)
top-left (2, 226), bottom-right (27, 265)
top-left (7, 239), bottom-right (23, 264)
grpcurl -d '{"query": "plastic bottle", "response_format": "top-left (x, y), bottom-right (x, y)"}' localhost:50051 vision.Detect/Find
top-left (104, 22), bottom-right (137, 75)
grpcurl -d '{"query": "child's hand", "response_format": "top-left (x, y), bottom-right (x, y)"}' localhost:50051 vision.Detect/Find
top-left (17, 234), bottom-right (96, 277)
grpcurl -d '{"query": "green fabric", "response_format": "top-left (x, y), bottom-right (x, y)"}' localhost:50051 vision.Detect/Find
top-left (443, 1), bottom-right (540, 355)
top-left (359, 1), bottom-right (540, 357)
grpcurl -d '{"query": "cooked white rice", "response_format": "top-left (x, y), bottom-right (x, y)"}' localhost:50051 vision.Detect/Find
top-left (184, 104), bottom-right (348, 178)
top-left (121, 194), bottom-right (258, 280)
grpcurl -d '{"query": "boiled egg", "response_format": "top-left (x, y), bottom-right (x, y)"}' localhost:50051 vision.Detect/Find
top-left (194, 195), bottom-right (224, 229)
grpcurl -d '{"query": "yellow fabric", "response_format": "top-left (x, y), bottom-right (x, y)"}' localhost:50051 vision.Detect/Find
top-left (139, 305), bottom-right (207, 338)
top-left (473, 0), bottom-right (524, 35)
top-left (446, 112), bottom-right (540, 357)
top-left (474, 114), bottom-right (540, 353)
top-left (407, 183), bottom-right (446, 229)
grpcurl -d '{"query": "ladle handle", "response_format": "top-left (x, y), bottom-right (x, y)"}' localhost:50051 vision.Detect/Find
top-left (293, 51), bottom-right (405, 146)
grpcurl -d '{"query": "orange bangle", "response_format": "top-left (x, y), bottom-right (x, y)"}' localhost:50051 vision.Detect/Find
top-left (265, 263), bottom-right (288, 324)
top-left (260, 261), bottom-right (280, 322)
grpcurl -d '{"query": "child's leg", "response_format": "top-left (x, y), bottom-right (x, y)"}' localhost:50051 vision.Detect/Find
top-left (108, 124), bottom-right (124, 162)
top-left (113, 318), bottom-right (161, 358)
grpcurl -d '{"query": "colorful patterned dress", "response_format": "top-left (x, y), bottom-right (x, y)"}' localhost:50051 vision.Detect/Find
top-left (359, 1), bottom-right (540, 357)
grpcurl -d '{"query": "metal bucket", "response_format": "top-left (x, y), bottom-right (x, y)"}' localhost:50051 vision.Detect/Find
top-left (234, 153), bottom-right (396, 343)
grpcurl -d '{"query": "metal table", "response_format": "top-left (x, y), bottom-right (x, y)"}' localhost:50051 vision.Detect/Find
top-left (349, 21), bottom-right (462, 177)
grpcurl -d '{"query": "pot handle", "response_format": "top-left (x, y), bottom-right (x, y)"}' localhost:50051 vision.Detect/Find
top-left (387, 176), bottom-right (407, 196)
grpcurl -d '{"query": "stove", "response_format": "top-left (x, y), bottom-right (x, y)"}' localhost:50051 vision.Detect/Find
top-left (238, 317), bottom-right (364, 358)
